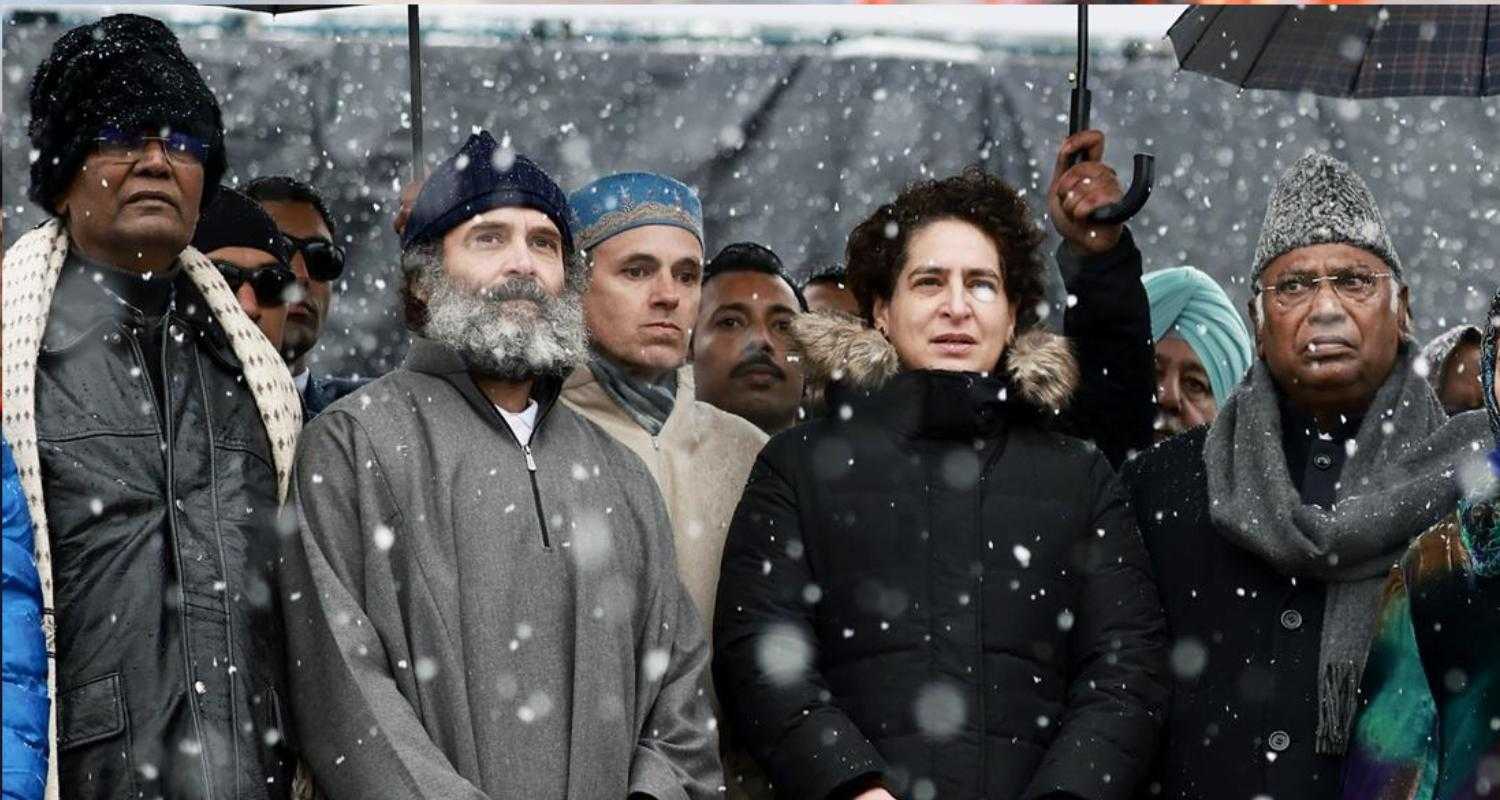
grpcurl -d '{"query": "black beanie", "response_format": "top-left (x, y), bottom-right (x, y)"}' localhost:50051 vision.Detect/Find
top-left (401, 130), bottom-right (573, 257)
top-left (192, 186), bottom-right (292, 265)
top-left (27, 14), bottom-right (227, 215)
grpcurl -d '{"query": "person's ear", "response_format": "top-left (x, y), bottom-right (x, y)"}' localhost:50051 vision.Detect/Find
top-left (1397, 284), bottom-right (1412, 337)
top-left (1248, 292), bottom-right (1260, 358)
top-left (873, 296), bottom-right (890, 338)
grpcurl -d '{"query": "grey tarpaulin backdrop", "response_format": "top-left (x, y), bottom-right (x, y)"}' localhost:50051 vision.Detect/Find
top-left (5, 11), bottom-right (1499, 378)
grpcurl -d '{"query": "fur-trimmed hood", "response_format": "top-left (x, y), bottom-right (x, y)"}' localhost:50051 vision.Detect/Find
top-left (790, 311), bottom-right (1079, 415)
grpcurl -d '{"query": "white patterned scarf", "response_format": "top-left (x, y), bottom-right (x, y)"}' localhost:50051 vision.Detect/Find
top-left (2, 218), bottom-right (302, 799)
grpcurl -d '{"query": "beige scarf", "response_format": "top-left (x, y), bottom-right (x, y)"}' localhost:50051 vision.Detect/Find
top-left (2, 218), bottom-right (302, 799)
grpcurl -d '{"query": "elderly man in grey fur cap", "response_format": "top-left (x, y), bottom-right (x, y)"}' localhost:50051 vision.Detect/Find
top-left (1119, 152), bottom-right (1490, 800)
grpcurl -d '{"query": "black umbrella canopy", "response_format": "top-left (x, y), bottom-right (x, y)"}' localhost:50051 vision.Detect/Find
top-left (227, 5), bottom-right (343, 13)
top-left (1169, 5), bottom-right (1500, 98)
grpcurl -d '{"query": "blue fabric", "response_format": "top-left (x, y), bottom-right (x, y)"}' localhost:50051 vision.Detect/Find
top-left (568, 172), bottom-right (703, 251)
top-left (302, 373), bottom-right (372, 420)
top-left (2, 436), bottom-right (48, 800)
top-left (1142, 266), bottom-right (1254, 405)
top-left (401, 130), bottom-right (572, 253)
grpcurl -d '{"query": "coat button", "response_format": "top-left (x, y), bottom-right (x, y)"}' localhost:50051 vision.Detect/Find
top-left (1280, 609), bottom-right (1303, 630)
top-left (1313, 454), bottom-right (1333, 470)
top-left (1268, 730), bottom-right (1291, 751)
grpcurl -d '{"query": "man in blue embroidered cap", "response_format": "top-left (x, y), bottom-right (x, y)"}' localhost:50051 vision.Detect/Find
top-left (284, 133), bottom-right (723, 799)
top-left (566, 174), bottom-right (769, 800)
top-left (563, 172), bottom-right (767, 648)
top-left (1141, 265), bottom-right (1254, 442)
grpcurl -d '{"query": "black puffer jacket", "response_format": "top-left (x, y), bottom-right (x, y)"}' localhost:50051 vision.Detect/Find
top-left (713, 315), bottom-right (1169, 800)
top-left (36, 258), bottom-right (294, 799)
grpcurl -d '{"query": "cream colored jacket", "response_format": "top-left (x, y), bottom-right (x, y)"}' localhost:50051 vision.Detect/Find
top-left (562, 365), bottom-right (767, 636)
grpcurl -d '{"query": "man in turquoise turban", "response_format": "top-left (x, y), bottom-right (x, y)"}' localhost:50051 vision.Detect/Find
top-left (1142, 266), bottom-right (1253, 442)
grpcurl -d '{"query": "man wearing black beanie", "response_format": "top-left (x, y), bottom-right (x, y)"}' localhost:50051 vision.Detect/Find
top-left (282, 130), bottom-right (722, 799)
top-left (193, 186), bottom-right (298, 351)
top-left (2, 14), bottom-right (301, 800)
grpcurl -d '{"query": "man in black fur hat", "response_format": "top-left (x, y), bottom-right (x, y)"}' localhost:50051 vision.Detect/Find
top-left (2, 15), bottom-right (302, 799)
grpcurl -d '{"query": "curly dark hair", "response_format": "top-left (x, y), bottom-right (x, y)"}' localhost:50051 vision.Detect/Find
top-left (844, 166), bottom-right (1048, 333)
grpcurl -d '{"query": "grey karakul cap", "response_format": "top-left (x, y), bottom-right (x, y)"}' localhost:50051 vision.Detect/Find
top-left (1251, 153), bottom-right (1401, 283)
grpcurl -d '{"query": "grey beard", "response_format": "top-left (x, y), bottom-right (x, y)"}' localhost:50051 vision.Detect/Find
top-left (420, 268), bottom-right (587, 381)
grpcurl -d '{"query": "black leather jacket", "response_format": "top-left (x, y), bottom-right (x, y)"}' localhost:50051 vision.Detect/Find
top-left (36, 254), bottom-right (294, 799)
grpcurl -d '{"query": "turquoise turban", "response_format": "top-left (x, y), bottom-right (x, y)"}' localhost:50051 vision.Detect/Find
top-left (1142, 266), bottom-right (1254, 405)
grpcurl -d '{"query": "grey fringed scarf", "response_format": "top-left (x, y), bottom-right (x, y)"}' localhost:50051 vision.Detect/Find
top-left (1204, 343), bottom-right (1489, 755)
top-left (586, 350), bottom-right (678, 435)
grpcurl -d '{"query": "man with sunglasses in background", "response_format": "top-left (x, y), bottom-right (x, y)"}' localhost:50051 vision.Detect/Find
top-left (193, 186), bottom-right (298, 350)
top-left (1120, 153), bottom-right (1489, 800)
top-left (2, 15), bottom-right (301, 799)
top-left (247, 175), bottom-right (368, 416)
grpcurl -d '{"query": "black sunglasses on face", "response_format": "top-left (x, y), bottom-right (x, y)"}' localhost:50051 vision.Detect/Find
top-left (282, 234), bottom-right (346, 282)
top-left (213, 260), bottom-right (297, 307)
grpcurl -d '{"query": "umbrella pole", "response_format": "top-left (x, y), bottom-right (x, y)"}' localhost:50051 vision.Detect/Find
top-left (1076, 4), bottom-right (1089, 94)
top-left (1067, 2), bottom-right (1155, 225)
top-left (1070, 3), bottom-right (1091, 137)
top-left (408, 3), bottom-right (423, 181)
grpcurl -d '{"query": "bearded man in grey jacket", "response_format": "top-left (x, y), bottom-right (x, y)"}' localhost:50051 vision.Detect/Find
top-left (281, 130), bottom-right (723, 800)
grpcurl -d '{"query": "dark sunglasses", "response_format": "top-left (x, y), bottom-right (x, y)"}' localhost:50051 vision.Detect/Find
top-left (282, 233), bottom-right (346, 282)
top-left (94, 126), bottom-right (210, 166)
top-left (213, 260), bottom-right (297, 307)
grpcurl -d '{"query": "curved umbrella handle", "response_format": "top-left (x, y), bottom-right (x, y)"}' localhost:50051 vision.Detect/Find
top-left (1088, 153), bottom-right (1155, 225)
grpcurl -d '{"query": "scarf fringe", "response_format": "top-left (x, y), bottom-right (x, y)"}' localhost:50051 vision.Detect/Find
top-left (1316, 661), bottom-right (1361, 756)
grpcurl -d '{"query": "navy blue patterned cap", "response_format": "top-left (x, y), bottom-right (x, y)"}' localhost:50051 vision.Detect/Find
top-left (401, 131), bottom-right (572, 254)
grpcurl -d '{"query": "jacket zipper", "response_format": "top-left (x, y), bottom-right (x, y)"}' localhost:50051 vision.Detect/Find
top-left (195, 347), bottom-right (244, 795)
top-left (973, 439), bottom-right (1008, 792)
top-left (488, 387), bottom-right (559, 550)
top-left (153, 316), bottom-right (216, 796)
top-left (521, 443), bottom-right (551, 549)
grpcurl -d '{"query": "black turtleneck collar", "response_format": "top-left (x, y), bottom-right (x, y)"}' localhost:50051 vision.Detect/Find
top-left (58, 243), bottom-right (182, 318)
top-left (826, 369), bottom-right (1026, 441)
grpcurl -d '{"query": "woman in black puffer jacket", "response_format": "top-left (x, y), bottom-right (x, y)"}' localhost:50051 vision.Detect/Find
top-left (713, 168), bottom-right (1168, 800)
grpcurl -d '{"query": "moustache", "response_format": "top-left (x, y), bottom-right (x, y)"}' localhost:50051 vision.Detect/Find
top-left (477, 277), bottom-right (550, 305)
top-left (730, 352), bottom-right (787, 381)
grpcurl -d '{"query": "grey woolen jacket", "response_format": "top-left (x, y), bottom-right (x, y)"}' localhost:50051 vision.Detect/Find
top-left (280, 338), bottom-right (723, 799)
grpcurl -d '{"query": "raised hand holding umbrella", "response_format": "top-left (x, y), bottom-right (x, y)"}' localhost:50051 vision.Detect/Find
top-left (1050, 129), bottom-right (1128, 255)
top-left (1066, 4), bottom-right (1155, 226)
